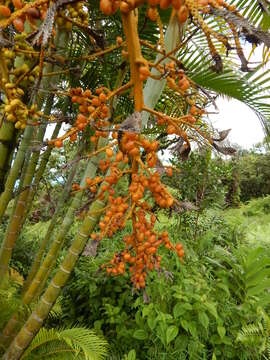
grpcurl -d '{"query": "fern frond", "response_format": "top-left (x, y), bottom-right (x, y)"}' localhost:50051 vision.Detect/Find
top-left (21, 327), bottom-right (108, 360)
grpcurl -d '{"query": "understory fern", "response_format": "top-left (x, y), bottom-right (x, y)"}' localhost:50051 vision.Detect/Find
top-left (21, 326), bottom-right (108, 360)
top-left (237, 309), bottom-right (270, 359)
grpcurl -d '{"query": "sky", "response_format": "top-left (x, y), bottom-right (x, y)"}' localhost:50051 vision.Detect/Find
top-left (207, 45), bottom-right (270, 149)
top-left (208, 98), bottom-right (265, 149)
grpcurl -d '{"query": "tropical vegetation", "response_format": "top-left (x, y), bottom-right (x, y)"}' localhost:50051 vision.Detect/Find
top-left (0, 0), bottom-right (270, 359)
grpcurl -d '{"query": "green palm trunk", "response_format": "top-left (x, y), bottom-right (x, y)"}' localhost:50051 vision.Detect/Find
top-left (0, 140), bottom-right (105, 344)
top-left (0, 125), bottom-right (35, 222)
top-left (20, 122), bottom-right (62, 226)
top-left (0, 26), bottom-right (68, 222)
top-left (2, 193), bottom-right (106, 360)
top-left (0, 119), bottom-right (16, 194)
top-left (22, 138), bottom-right (82, 294)
top-left (23, 150), bottom-right (103, 304)
top-left (0, 91), bottom-right (55, 284)
top-left (0, 146), bottom-right (79, 346)
top-left (0, 123), bottom-right (47, 284)
top-left (0, 53), bottom-right (16, 192)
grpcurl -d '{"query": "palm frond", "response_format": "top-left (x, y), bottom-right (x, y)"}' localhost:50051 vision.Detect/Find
top-left (179, 45), bottom-right (270, 135)
top-left (21, 326), bottom-right (108, 360)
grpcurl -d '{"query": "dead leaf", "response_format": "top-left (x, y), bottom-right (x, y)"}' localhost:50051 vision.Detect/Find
top-left (173, 201), bottom-right (198, 213)
top-left (119, 112), bottom-right (142, 133)
top-left (213, 129), bottom-right (231, 142)
top-left (155, 158), bottom-right (166, 175)
top-left (210, 7), bottom-right (270, 48)
top-left (82, 240), bottom-right (99, 257)
top-left (178, 143), bottom-right (191, 161)
top-left (32, 2), bottom-right (56, 46)
top-left (213, 142), bottom-right (237, 155)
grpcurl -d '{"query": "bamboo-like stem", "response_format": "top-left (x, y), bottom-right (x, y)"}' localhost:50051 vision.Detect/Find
top-left (0, 121), bottom-right (49, 285)
top-left (22, 136), bottom-right (81, 295)
top-left (0, 26), bottom-right (68, 216)
top-left (0, 139), bottom-right (106, 347)
top-left (23, 143), bottom-right (105, 304)
top-left (0, 125), bottom-right (35, 222)
top-left (0, 119), bottom-right (16, 194)
top-left (2, 191), bottom-right (107, 359)
top-left (0, 70), bottom-right (52, 221)
top-left (21, 122), bottom-right (62, 226)
top-left (0, 129), bottom-right (80, 346)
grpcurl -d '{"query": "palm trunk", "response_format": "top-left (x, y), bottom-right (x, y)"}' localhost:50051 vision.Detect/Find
top-left (22, 137), bottom-right (80, 294)
top-left (0, 142), bottom-right (104, 345)
top-left (0, 147), bottom-right (79, 346)
top-left (23, 147), bottom-right (103, 304)
top-left (0, 122), bottom-right (48, 284)
top-left (0, 25), bottom-right (68, 222)
top-left (0, 119), bottom-right (16, 194)
top-left (2, 190), bottom-right (107, 360)
top-left (9, 137), bottom-right (33, 222)
top-left (0, 25), bottom-right (69, 276)
top-left (2, 15), bottom-right (181, 360)
top-left (0, 53), bottom-right (17, 192)
top-left (21, 122), bottom-right (62, 226)
top-left (0, 126), bottom-right (35, 222)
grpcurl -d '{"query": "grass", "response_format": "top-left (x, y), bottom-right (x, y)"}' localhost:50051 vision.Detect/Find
top-left (223, 196), bottom-right (270, 247)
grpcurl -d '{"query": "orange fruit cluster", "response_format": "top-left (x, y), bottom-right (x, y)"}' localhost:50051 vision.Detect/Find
top-left (54, 87), bottom-right (111, 147)
top-left (99, 0), bottom-right (226, 23)
top-left (100, 0), bottom-right (145, 15)
top-left (148, 172), bottom-right (174, 208)
top-left (105, 209), bottom-right (184, 289)
top-left (99, 196), bottom-right (129, 237)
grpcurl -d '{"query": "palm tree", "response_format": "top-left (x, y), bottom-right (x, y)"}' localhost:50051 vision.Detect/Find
top-left (1, 0), bottom-right (270, 358)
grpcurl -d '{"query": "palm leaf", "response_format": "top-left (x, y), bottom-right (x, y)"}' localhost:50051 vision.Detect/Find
top-left (21, 327), bottom-right (108, 360)
top-left (179, 45), bottom-right (270, 135)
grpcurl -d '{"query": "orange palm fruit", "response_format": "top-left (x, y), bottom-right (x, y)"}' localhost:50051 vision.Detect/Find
top-left (100, 0), bottom-right (113, 15)
top-left (0, 5), bottom-right (11, 17)
top-left (160, 0), bottom-right (171, 9)
top-left (171, 0), bottom-right (183, 9)
top-left (147, 6), bottom-right (158, 21)
top-left (177, 5), bottom-right (189, 23)
top-left (12, 0), bottom-right (23, 9)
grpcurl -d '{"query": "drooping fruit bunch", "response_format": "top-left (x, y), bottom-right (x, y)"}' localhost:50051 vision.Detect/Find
top-left (104, 210), bottom-right (184, 289)
top-left (2, 94), bottom-right (41, 129)
top-left (57, 1), bottom-right (88, 30)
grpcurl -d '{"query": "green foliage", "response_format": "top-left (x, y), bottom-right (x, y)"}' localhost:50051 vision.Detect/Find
top-left (0, 283), bottom-right (23, 334)
top-left (237, 309), bottom-right (270, 359)
top-left (166, 150), bottom-right (233, 209)
top-left (59, 210), bottom-right (270, 360)
top-left (20, 326), bottom-right (108, 360)
top-left (237, 150), bottom-right (270, 202)
top-left (224, 196), bottom-right (270, 247)
top-left (0, 221), bottom-right (50, 278)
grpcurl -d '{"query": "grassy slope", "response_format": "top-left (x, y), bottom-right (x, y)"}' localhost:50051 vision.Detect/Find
top-left (223, 196), bottom-right (270, 247)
